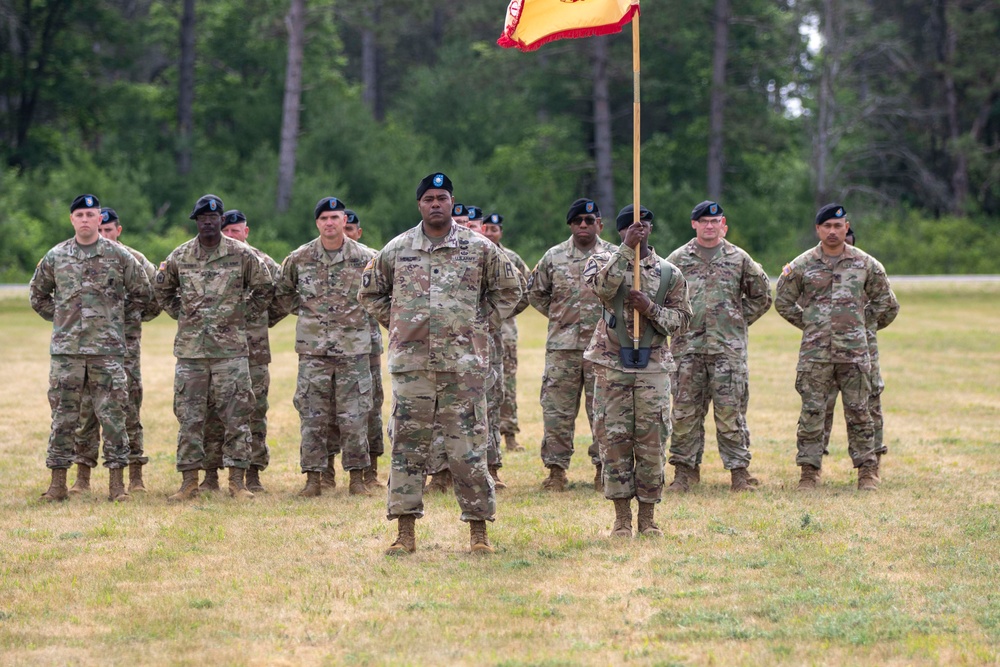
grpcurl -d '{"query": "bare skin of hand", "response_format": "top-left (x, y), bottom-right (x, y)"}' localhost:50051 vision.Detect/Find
top-left (626, 289), bottom-right (652, 315)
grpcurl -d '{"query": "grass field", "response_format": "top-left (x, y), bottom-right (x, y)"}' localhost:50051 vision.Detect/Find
top-left (0, 281), bottom-right (998, 666)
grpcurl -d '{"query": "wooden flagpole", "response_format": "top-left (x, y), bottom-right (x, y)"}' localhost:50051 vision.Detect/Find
top-left (632, 8), bottom-right (641, 350)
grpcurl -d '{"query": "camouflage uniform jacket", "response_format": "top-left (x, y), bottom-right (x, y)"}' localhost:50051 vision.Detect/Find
top-left (500, 245), bottom-right (531, 343)
top-left (30, 237), bottom-right (152, 356)
top-left (528, 236), bottom-right (616, 350)
top-left (356, 240), bottom-right (384, 356)
top-left (584, 244), bottom-right (691, 373)
top-left (775, 244), bottom-right (898, 371)
top-left (122, 244), bottom-right (161, 359)
top-left (358, 221), bottom-right (523, 374)
top-left (666, 238), bottom-right (772, 362)
top-left (244, 244), bottom-right (280, 366)
top-left (154, 236), bottom-right (274, 359)
top-left (269, 237), bottom-right (374, 358)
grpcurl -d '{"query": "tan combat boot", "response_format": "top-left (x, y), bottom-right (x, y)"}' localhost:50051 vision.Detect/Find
top-left (386, 515), bottom-right (416, 554)
top-left (108, 467), bottom-right (130, 502)
top-left (594, 463), bottom-right (604, 493)
top-left (246, 466), bottom-right (265, 493)
top-left (41, 468), bottom-right (69, 502)
top-left (167, 470), bottom-right (200, 502)
top-left (198, 468), bottom-right (220, 493)
top-left (504, 433), bottom-right (525, 452)
top-left (299, 471), bottom-right (322, 497)
top-left (689, 464), bottom-right (701, 486)
top-left (730, 467), bottom-right (757, 492)
top-left (857, 462), bottom-right (879, 491)
top-left (797, 464), bottom-right (821, 491)
top-left (321, 459), bottom-right (337, 491)
top-left (541, 466), bottom-right (567, 492)
top-left (128, 462), bottom-right (146, 493)
top-left (68, 464), bottom-right (91, 495)
top-left (469, 520), bottom-right (495, 554)
top-left (425, 469), bottom-right (452, 494)
top-left (489, 465), bottom-right (506, 490)
top-left (228, 467), bottom-right (255, 499)
top-left (637, 501), bottom-right (663, 537)
top-left (611, 498), bottom-right (633, 538)
top-left (666, 464), bottom-right (692, 493)
top-left (349, 469), bottom-right (371, 496)
top-left (363, 457), bottom-right (380, 490)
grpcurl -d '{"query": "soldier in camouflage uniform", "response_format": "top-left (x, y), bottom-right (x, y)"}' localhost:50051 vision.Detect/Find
top-left (71, 207), bottom-right (161, 496)
top-left (584, 205), bottom-right (691, 537)
top-left (270, 197), bottom-right (376, 497)
top-left (528, 198), bottom-right (616, 491)
top-left (344, 209), bottom-right (386, 490)
top-left (665, 201), bottom-right (772, 492)
top-left (154, 194), bottom-right (274, 501)
top-left (201, 210), bottom-right (281, 493)
top-left (775, 203), bottom-right (899, 491)
top-left (30, 194), bottom-right (152, 502)
top-left (358, 173), bottom-right (522, 555)
top-left (482, 213), bottom-right (531, 452)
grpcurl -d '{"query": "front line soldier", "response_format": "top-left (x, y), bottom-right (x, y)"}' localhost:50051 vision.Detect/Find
top-left (29, 194), bottom-right (151, 502)
top-left (154, 194), bottom-right (274, 501)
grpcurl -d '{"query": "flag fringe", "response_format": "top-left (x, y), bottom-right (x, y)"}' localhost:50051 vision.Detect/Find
top-left (497, 5), bottom-right (638, 52)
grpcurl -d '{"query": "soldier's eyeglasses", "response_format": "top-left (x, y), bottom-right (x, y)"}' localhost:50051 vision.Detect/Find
top-left (570, 215), bottom-right (598, 226)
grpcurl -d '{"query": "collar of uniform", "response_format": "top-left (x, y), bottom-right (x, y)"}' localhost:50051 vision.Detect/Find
top-left (566, 235), bottom-right (606, 258)
top-left (810, 242), bottom-right (857, 265)
top-left (71, 236), bottom-right (108, 258)
top-left (311, 236), bottom-right (349, 265)
top-left (686, 237), bottom-right (730, 256)
top-left (412, 221), bottom-right (460, 252)
top-left (196, 236), bottom-right (232, 261)
top-left (639, 246), bottom-right (661, 266)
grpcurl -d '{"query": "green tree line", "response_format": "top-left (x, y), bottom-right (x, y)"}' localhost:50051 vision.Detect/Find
top-left (1, 0), bottom-right (998, 280)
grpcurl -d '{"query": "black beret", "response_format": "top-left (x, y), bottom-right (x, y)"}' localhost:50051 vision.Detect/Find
top-left (100, 207), bottom-right (119, 224)
top-left (485, 213), bottom-right (503, 226)
top-left (691, 200), bottom-right (723, 220)
top-left (816, 203), bottom-right (847, 225)
top-left (566, 198), bottom-right (600, 223)
top-left (189, 194), bottom-right (224, 219)
top-left (314, 197), bottom-right (345, 219)
top-left (452, 203), bottom-right (467, 217)
top-left (416, 172), bottom-right (453, 199)
top-left (846, 227), bottom-right (856, 241)
top-left (70, 194), bottom-right (100, 212)
top-left (615, 204), bottom-right (654, 231)
top-left (222, 209), bottom-right (247, 228)
top-left (345, 209), bottom-right (360, 226)
top-left (467, 206), bottom-right (483, 221)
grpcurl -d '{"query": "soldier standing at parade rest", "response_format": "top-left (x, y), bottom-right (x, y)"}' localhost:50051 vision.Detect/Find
top-left (584, 205), bottom-right (691, 537)
top-left (30, 194), bottom-right (151, 502)
top-left (775, 203), bottom-right (899, 491)
top-left (269, 197), bottom-right (377, 497)
top-left (528, 198), bottom-right (616, 492)
top-left (70, 207), bottom-right (160, 495)
top-left (199, 210), bottom-right (281, 493)
top-left (482, 213), bottom-right (532, 452)
top-left (359, 172), bottom-right (522, 554)
top-left (343, 209), bottom-right (386, 490)
top-left (154, 194), bottom-right (274, 501)
top-left (665, 200), bottom-right (771, 492)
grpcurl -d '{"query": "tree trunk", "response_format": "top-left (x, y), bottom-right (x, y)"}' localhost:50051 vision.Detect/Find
top-left (592, 36), bottom-right (615, 216)
top-left (276, 0), bottom-right (306, 213)
top-left (707, 0), bottom-right (730, 201)
top-left (177, 0), bottom-right (195, 176)
top-left (814, 0), bottom-right (840, 207)
top-left (361, 4), bottom-right (381, 120)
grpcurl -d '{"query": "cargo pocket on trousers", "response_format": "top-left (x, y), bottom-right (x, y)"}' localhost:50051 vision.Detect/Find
top-left (357, 373), bottom-right (373, 413)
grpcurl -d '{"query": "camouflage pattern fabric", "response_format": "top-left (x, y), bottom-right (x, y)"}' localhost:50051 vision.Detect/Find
top-left (538, 350), bottom-right (600, 470)
top-left (173, 357), bottom-right (253, 471)
top-left (73, 355), bottom-right (148, 467)
top-left (204, 362), bottom-right (271, 470)
top-left (499, 245), bottom-right (530, 436)
top-left (795, 362), bottom-right (874, 468)
top-left (486, 331), bottom-right (504, 468)
top-left (386, 371), bottom-right (495, 522)
top-left (154, 236), bottom-right (274, 359)
top-left (823, 334), bottom-right (887, 456)
top-left (368, 353), bottom-right (386, 458)
top-left (293, 354), bottom-right (372, 472)
top-left (121, 245), bottom-right (162, 357)
top-left (246, 246), bottom-right (281, 366)
top-left (47, 355), bottom-right (129, 469)
top-left (593, 365), bottom-right (670, 503)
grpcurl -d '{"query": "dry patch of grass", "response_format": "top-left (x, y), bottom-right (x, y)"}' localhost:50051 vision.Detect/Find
top-left (0, 282), bottom-right (998, 666)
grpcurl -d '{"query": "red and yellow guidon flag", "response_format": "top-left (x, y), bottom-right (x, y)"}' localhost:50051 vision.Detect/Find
top-left (498, 0), bottom-right (639, 52)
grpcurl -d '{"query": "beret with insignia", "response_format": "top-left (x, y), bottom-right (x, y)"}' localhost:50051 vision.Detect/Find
top-left (615, 204), bottom-right (654, 231)
top-left (691, 200), bottom-right (723, 220)
top-left (452, 204), bottom-right (467, 217)
top-left (566, 198), bottom-right (600, 223)
top-left (416, 172), bottom-right (453, 199)
top-left (815, 203), bottom-right (847, 225)
top-left (486, 213), bottom-right (503, 226)
top-left (222, 209), bottom-right (247, 228)
top-left (189, 194), bottom-right (224, 219)
top-left (70, 194), bottom-right (100, 212)
top-left (314, 197), bottom-right (345, 219)
top-left (467, 206), bottom-right (483, 221)
top-left (345, 209), bottom-right (360, 226)
top-left (100, 207), bottom-right (119, 224)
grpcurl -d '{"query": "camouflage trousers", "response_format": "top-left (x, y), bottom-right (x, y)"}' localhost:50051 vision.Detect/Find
top-left (46, 355), bottom-right (129, 469)
top-left (387, 371), bottom-right (495, 523)
top-left (795, 362), bottom-right (875, 469)
top-left (73, 355), bottom-right (147, 468)
top-left (204, 363), bottom-right (271, 470)
top-left (487, 362), bottom-right (504, 468)
top-left (593, 366), bottom-right (670, 504)
top-left (294, 354), bottom-right (372, 473)
top-left (499, 338), bottom-right (519, 436)
top-left (173, 357), bottom-right (253, 471)
top-left (669, 354), bottom-right (752, 470)
top-left (539, 349), bottom-right (599, 470)
top-left (823, 359), bottom-right (886, 456)
top-left (367, 353), bottom-right (385, 458)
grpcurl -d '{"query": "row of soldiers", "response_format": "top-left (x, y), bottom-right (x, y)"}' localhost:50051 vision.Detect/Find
top-left (29, 175), bottom-right (898, 554)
